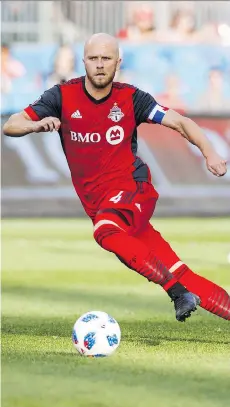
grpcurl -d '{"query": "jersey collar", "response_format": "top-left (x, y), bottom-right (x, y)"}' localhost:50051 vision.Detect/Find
top-left (82, 76), bottom-right (113, 104)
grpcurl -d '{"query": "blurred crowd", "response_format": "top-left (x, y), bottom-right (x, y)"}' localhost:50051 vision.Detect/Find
top-left (1, 3), bottom-right (230, 115)
top-left (116, 4), bottom-right (230, 45)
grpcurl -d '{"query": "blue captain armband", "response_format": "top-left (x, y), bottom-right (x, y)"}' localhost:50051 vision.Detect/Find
top-left (147, 103), bottom-right (169, 124)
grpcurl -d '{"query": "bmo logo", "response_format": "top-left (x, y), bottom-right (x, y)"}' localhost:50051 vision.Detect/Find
top-left (70, 126), bottom-right (124, 145)
top-left (70, 132), bottom-right (100, 143)
top-left (106, 126), bottom-right (124, 145)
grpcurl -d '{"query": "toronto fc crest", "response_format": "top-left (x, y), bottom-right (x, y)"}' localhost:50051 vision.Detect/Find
top-left (108, 103), bottom-right (124, 122)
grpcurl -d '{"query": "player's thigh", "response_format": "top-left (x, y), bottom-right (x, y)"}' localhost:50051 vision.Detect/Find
top-left (97, 182), bottom-right (158, 233)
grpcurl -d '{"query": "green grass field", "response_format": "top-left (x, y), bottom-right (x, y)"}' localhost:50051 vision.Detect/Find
top-left (2, 218), bottom-right (230, 407)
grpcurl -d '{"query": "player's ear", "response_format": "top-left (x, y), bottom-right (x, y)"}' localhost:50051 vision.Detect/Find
top-left (116, 58), bottom-right (122, 72)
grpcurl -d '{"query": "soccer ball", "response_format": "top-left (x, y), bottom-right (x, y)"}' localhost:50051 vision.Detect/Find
top-left (72, 310), bottom-right (121, 357)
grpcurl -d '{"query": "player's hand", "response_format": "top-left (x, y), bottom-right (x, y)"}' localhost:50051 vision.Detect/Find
top-left (206, 152), bottom-right (227, 177)
top-left (32, 117), bottom-right (61, 133)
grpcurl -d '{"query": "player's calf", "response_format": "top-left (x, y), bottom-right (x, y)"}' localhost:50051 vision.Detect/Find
top-left (93, 210), bottom-right (198, 321)
top-left (136, 223), bottom-right (230, 321)
top-left (172, 264), bottom-right (230, 321)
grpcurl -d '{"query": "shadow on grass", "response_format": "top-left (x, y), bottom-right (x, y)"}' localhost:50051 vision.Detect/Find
top-left (2, 283), bottom-right (171, 315)
top-left (122, 319), bottom-right (230, 345)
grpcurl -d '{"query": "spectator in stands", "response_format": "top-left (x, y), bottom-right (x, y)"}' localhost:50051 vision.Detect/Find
top-left (46, 44), bottom-right (80, 88)
top-left (193, 66), bottom-right (230, 114)
top-left (158, 9), bottom-right (200, 43)
top-left (156, 72), bottom-right (188, 113)
top-left (116, 4), bottom-right (156, 41)
top-left (1, 43), bottom-right (26, 94)
top-left (197, 22), bottom-right (221, 44)
top-left (160, 9), bottom-right (223, 44)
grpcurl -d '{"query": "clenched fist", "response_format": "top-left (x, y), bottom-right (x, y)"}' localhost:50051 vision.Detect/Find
top-left (206, 152), bottom-right (227, 177)
top-left (32, 117), bottom-right (61, 133)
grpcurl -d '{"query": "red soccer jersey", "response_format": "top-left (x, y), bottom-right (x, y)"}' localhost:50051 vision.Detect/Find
top-left (24, 76), bottom-right (166, 217)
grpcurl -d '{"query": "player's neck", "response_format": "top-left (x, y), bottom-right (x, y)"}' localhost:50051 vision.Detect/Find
top-left (84, 76), bottom-right (113, 101)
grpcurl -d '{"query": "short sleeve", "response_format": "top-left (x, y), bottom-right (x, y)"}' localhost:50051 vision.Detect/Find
top-left (133, 89), bottom-right (168, 126)
top-left (24, 85), bottom-right (61, 121)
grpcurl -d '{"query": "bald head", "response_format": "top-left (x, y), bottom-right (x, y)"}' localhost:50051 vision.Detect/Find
top-left (84, 33), bottom-right (119, 59)
top-left (83, 33), bottom-right (121, 90)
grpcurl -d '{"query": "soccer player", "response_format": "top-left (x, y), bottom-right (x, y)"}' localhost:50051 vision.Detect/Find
top-left (4, 33), bottom-right (230, 322)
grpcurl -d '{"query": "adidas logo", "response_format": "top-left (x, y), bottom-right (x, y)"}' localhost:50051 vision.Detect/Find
top-left (71, 110), bottom-right (82, 118)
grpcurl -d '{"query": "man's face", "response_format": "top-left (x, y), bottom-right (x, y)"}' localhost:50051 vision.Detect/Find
top-left (83, 42), bottom-right (120, 89)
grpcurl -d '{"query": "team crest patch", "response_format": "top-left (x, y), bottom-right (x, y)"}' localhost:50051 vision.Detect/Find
top-left (108, 103), bottom-right (124, 122)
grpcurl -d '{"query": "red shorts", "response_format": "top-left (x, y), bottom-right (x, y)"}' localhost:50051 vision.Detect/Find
top-left (92, 181), bottom-right (159, 234)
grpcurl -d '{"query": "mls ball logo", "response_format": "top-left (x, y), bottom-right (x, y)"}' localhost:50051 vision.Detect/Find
top-left (108, 103), bottom-right (124, 122)
top-left (106, 126), bottom-right (124, 145)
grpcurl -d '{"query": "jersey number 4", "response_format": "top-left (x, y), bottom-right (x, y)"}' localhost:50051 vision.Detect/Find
top-left (109, 191), bottom-right (124, 203)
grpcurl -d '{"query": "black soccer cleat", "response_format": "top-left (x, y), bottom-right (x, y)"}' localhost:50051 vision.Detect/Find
top-left (173, 292), bottom-right (200, 322)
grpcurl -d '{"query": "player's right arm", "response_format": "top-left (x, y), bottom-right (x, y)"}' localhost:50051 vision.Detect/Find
top-left (3, 111), bottom-right (61, 137)
top-left (3, 85), bottom-right (61, 137)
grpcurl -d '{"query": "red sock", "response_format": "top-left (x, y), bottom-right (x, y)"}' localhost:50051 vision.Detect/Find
top-left (93, 220), bottom-right (178, 291)
top-left (173, 265), bottom-right (230, 320)
top-left (135, 222), bottom-right (230, 320)
top-left (134, 222), bottom-right (180, 269)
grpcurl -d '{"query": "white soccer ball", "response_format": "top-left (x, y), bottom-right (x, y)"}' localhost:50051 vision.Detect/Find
top-left (72, 310), bottom-right (121, 357)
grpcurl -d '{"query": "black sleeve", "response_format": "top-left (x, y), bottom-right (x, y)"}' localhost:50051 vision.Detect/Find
top-left (133, 89), bottom-right (158, 126)
top-left (27, 85), bottom-right (61, 120)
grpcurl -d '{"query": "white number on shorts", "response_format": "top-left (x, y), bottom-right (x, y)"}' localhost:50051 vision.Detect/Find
top-left (109, 191), bottom-right (124, 203)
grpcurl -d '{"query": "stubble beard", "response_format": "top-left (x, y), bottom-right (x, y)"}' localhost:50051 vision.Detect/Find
top-left (86, 68), bottom-right (117, 89)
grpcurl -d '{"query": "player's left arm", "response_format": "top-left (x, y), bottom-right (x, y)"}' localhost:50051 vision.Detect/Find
top-left (133, 89), bottom-right (227, 178)
top-left (162, 109), bottom-right (227, 177)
